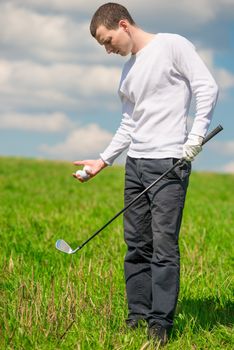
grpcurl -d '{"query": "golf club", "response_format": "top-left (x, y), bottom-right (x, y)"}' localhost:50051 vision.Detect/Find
top-left (56, 124), bottom-right (223, 255)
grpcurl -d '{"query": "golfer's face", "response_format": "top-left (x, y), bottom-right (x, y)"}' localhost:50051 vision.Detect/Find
top-left (95, 25), bottom-right (132, 56)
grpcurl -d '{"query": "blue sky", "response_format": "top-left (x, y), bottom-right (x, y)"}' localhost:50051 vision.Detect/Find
top-left (0, 0), bottom-right (233, 172)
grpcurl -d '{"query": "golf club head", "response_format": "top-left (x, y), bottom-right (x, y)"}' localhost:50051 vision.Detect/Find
top-left (55, 239), bottom-right (73, 254)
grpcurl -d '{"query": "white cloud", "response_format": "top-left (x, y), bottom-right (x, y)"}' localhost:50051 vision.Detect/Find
top-left (1, 1), bottom-right (233, 65)
top-left (0, 3), bottom-right (101, 63)
top-left (209, 141), bottom-right (234, 156)
top-left (222, 162), bottom-right (234, 173)
top-left (8, 0), bottom-right (96, 13)
top-left (0, 112), bottom-right (74, 132)
top-left (39, 124), bottom-right (113, 159)
top-left (198, 48), bottom-right (234, 94)
top-left (9, 0), bottom-right (234, 24)
top-left (0, 3), bottom-right (70, 48)
top-left (7, 61), bottom-right (120, 95)
top-left (215, 68), bottom-right (234, 90)
top-left (197, 48), bottom-right (214, 69)
top-left (0, 60), bottom-right (120, 111)
top-left (131, 0), bottom-right (217, 24)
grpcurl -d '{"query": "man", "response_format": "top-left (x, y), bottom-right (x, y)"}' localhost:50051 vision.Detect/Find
top-left (74, 2), bottom-right (218, 346)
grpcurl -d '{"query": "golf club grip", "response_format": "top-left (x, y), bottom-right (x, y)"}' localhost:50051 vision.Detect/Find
top-left (202, 124), bottom-right (223, 145)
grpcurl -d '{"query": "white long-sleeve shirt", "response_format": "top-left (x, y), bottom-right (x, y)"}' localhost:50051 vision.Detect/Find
top-left (100, 33), bottom-right (219, 165)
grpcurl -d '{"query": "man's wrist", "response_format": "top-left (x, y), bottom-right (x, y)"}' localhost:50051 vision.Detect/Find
top-left (98, 158), bottom-right (108, 169)
top-left (188, 133), bottom-right (204, 145)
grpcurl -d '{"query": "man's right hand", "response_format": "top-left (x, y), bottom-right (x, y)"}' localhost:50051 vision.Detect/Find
top-left (72, 158), bottom-right (107, 183)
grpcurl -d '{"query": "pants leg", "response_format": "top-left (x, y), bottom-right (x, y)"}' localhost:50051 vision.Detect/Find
top-left (124, 156), bottom-right (153, 320)
top-left (124, 156), bottom-right (191, 327)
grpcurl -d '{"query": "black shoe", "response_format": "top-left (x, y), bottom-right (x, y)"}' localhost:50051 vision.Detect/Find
top-left (148, 323), bottom-right (168, 346)
top-left (125, 318), bottom-right (144, 329)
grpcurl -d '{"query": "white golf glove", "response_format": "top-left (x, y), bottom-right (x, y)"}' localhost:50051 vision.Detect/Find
top-left (182, 134), bottom-right (204, 161)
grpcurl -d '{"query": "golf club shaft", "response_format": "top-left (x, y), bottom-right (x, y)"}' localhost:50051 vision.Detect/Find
top-left (78, 124), bottom-right (223, 251)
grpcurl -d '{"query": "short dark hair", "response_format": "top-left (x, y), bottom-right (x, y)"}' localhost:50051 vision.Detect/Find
top-left (90, 2), bottom-right (136, 37)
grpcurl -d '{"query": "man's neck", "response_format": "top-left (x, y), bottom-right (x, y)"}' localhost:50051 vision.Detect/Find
top-left (130, 27), bottom-right (156, 54)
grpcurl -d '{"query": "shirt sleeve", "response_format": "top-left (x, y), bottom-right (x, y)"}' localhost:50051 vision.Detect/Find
top-left (172, 35), bottom-right (219, 138)
top-left (100, 96), bottom-right (135, 165)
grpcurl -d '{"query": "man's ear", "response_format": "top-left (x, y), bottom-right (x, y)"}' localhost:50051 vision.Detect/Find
top-left (119, 19), bottom-right (129, 32)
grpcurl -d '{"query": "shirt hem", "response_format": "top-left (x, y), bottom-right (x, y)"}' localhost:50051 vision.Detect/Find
top-left (127, 150), bottom-right (183, 159)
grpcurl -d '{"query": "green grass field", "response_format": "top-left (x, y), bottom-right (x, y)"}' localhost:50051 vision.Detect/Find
top-left (0, 157), bottom-right (233, 349)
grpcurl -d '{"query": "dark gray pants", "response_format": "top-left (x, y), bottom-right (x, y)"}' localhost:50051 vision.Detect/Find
top-left (124, 156), bottom-right (191, 329)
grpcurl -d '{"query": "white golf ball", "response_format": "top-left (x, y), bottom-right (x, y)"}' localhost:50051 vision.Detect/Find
top-left (83, 165), bottom-right (92, 173)
top-left (76, 166), bottom-right (91, 181)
